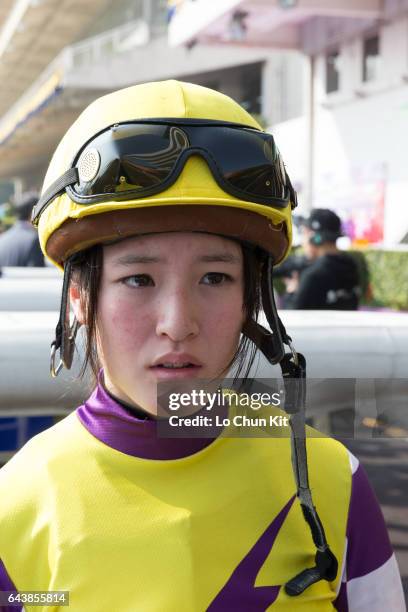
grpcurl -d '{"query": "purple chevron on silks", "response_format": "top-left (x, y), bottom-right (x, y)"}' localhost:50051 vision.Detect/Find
top-left (207, 495), bottom-right (296, 611)
top-left (0, 559), bottom-right (23, 612)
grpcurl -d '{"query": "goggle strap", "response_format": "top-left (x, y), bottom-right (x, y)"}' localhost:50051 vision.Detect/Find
top-left (32, 168), bottom-right (79, 226)
top-left (285, 169), bottom-right (298, 209)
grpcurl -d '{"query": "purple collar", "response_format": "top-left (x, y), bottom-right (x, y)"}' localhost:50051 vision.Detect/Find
top-left (76, 378), bottom-right (224, 460)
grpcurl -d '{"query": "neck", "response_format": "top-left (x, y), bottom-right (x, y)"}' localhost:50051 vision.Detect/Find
top-left (103, 383), bottom-right (153, 421)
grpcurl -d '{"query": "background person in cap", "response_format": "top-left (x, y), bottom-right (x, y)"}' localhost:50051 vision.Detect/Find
top-left (282, 208), bottom-right (360, 310)
top-left (0, 192), bottom-right (44, 267)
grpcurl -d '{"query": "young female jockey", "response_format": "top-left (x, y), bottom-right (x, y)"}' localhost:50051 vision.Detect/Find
top-left (0, 81), bottom-right (404, 611)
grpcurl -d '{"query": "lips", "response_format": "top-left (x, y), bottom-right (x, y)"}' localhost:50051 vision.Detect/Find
top-left (149, 354), bottom-right (203, 379)
top-left (155, 363), bottom-right (196, 369)
top-left (150, 354), bottom-right (202, 368)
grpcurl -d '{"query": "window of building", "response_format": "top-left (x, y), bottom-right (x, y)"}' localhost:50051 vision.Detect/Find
top-left (188, 63), bottom-right (262, 118)
top-left (363, 34), bottom-right (380, 82)
top-left (326, 50), bottom-right (340, 94)
top-left (240, 63), bottom-right (262, 116)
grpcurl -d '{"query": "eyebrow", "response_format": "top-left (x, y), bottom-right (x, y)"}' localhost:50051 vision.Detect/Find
top-left (198, 253), bottom-right (241, 263)
top-left (112, 253), bottom-right (241, 266)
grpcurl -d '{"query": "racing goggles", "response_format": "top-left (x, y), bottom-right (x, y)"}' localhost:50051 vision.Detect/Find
top-left (32, 119), bottom-right (297, 226)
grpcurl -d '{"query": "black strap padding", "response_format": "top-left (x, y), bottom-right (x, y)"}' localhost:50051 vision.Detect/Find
top-left (243, 256), bottom-right (294, 364)
top-left (290, 434), bottom-right (310, 493)
top-left (52, 259), bottom-right (71, 353)
top-left (52, 257), bottom-right (77, 370)
top-left (280, 352), bottom-right (306, 414)
top-left (31, 168), bottom-right (79, 226)
top-left (316, 547), bottom-right (338, 582)
top-left (243, 319), bottom-right (284, 364)
top-left (300, 503), bottom-right (327, 550)
top-left (243, 256), bottom-right (293, 363)
top-left (284, 547), bottom-right (338, 596)
top-left (60, 258), bottom-right (78, 370)
top-left (259, 256), bottom-right (285, 362)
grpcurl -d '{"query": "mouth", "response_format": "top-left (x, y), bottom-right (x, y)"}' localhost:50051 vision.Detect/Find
top-left (149, 360), bottom-right (203, 379)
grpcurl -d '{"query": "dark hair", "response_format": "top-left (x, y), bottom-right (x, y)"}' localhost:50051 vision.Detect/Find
top-left (71, 245), bottom-right (103, 380)
top-left (71, 238), bottom-right (265, 385)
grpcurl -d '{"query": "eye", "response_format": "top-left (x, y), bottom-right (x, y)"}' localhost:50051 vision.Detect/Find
top-left (122, 274), bottom-right (154, 287)
top-left (201, 272), bottom-right (232, 285)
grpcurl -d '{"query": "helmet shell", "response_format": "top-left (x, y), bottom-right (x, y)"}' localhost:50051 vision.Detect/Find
top-left (39, 80), bottom-right (293, 267)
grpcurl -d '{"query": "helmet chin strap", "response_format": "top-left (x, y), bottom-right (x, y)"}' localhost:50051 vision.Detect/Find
top-left (244, 255), bottom-right (338, 596)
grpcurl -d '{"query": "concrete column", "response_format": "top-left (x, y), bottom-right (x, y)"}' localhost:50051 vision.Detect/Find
top-left (261, 56), bottom-right (285, 126)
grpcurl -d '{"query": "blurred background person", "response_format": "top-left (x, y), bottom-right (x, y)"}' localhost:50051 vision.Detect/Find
top-left (0, 192), bottom-right (44, 268)
top-left (281, 208), bottom-right (361, 310)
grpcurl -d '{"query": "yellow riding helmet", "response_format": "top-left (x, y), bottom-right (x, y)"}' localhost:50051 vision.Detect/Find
top-left (36, 80), bottom-right (295, 269)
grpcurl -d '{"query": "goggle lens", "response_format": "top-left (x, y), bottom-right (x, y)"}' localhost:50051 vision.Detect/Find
top-left (76, 124), bottom-right (188, 195)
top-left (73, 122), bottom-right (288, 203)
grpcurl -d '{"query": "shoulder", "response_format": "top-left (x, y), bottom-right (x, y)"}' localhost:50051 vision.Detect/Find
top-left (0, 227), bottom-right (15, 245)
top-left (305, 436), bottom-right (354, 517)
top-left (334, 450), bottom-right (406, 610)
top-left (307, 255), bottom-right (337, 276)
top-left (344, 450), bottom-right (393, 572)
top-left (307, 433), bottom-right (352, 471)
top-left (297, 258), bottom-right (331, 288)
top-left (236, 409), bottom-right (353, 487)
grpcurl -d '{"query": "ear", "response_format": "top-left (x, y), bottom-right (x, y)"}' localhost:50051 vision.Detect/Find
top-left (69, 282), bottom-right (85, 325)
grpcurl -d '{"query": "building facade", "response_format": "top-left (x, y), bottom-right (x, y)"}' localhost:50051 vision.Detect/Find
top-left (169, 0), bottom-right (408, 245)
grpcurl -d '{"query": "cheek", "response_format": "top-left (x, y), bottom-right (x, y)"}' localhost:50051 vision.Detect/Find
top-left (204, 297), bottom-right (244, 345)
top-left (98, 293), bottom-right (152, 352)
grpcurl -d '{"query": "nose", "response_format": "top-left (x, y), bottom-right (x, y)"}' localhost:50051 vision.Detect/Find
top-left (155, 287), bottom-right (200, 342)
